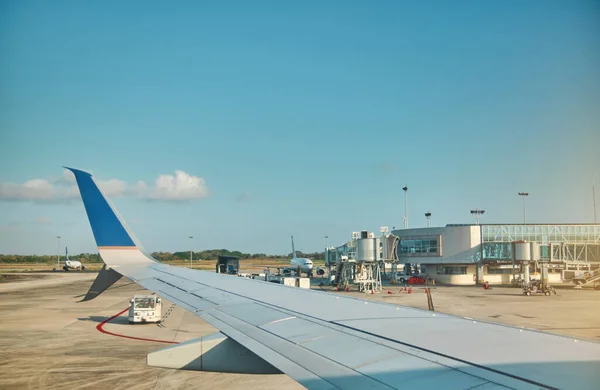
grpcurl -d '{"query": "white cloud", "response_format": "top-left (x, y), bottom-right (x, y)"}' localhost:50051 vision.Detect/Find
top-left (97, 179), bottom-right (128, 197)
top-left (0, 170), bottom-right (209, 203)
top-left (55, 170), bottom-right (76, 185)
top-left (47, 169), bottom-right (76, 186)
top-left (65, 185), bottom-right (81, 199)
top-left (0, 179), bottom-right (55, 201)
top-left (148, 171), bottom-right (209, 201)
top-left (127, 180), bottom-right (148, 196)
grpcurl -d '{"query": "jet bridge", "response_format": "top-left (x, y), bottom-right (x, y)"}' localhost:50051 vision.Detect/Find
top-left (331, 230), bottom-right (396, 293)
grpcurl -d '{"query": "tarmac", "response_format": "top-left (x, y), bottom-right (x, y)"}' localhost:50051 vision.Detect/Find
top-left (1, 272), bottom-right (599, 389)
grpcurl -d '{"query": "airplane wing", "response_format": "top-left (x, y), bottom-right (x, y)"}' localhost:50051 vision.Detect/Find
top-left (67, 167), bottom-right (600, 390)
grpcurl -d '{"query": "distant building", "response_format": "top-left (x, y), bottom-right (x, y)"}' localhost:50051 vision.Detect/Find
top-left (391, 224), bottom-right (600, 285)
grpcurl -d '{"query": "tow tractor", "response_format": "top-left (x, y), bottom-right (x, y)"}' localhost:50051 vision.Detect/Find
top-left (128, 295), bottom-right (162, 324)
top-left (523, 280), bottom-right (557, 296)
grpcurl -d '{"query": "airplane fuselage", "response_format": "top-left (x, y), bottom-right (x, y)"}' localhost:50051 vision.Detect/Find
top-left (62, 246), bottom-right (85, 271)
top-left (290, 257), bottom-right (313, 275)
top-left (289, 236), bottom-right (313, 275)
top-left (64, 260), bottom-right (85, 270)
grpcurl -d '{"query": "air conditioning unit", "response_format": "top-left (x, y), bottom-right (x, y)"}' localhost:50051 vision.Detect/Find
top-left (368, 232), bottom-right (375, 238)
top-left (352, 232), bottom-right (361, 239)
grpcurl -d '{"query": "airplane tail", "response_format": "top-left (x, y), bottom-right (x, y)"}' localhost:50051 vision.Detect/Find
top-left (291, 235), bottom-right (297, 259)
top-left (65, 167), bottom-right (155, 301)
top-left (65, 246), bottom-right (69, 261)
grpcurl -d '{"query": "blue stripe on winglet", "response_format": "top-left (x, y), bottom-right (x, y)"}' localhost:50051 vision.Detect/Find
top-left (65, 167), bottom-right (136, 248)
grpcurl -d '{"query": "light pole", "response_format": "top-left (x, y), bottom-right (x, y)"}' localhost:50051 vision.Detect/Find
top-left (518, 192), bottom-right (529, 223)
top-left (189, 236), bottom-right (193, 269)
top-left (56, 236), bottom-right (61, 270)
top-left (324, 235), bottom-right (329, 265)
top-left (402, 185), bottom-right (408, 229)
top-left (425, 211), bottom-right (432, 228)
top-left (592, 176), bottom-right (597, 224)
top-left (470, 209), bottom-right (485, 225)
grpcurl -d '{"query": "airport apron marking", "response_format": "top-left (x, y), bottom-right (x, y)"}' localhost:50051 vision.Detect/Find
top-left (96, 307), bottom-right (178, 344)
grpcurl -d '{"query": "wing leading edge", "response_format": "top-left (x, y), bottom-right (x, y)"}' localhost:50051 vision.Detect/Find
top-left (68, 168), bottom-right (600, 390)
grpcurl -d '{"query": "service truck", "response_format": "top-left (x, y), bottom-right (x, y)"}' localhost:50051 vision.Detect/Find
top-left (128, 295), bottom-right (162, 324)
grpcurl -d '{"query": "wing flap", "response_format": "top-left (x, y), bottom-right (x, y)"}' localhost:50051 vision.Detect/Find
top-left (205, 305), bottom-right (507, 390)
top-left (201, 310), bottom-right (339, 390)
top-left (217, 303), bottom-right (295, 327)
top-left (357, 354), bottom-right (489, 390)
top-left (206, 309), bottom-right (394, 390)
top-left (261, 317), bottom-right (336, 344)
top-left (336, 317), bottom-right (600, 389)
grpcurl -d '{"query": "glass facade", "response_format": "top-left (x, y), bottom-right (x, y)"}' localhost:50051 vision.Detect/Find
top-left (482, 242), bottom-right (512, 260)
top-left (481, 225), bottom-right (600, 244)
top-left (398, 235), bottom-right (442, 257)
top-left (487, 267), bottom-right (514, 274)
top-left (437, 265), bottom-right (467, 275)
top-left (480, 225), bottom-right (600, 262)
top-left (539, 245), bottom-right (550, 260)
top-left (389, 224), bottom-right (600, 268)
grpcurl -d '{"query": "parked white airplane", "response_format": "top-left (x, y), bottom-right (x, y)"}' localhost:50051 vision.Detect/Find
top-left (69, 167), bottom-right (600, 390)
top-left (289, 235), bottom-right (313, 276)
top-left (63, 246), bottom-right (86, 271)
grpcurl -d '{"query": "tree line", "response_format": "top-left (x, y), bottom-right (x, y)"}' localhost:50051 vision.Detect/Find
top-left (0, 253), bottom-right (103, 264)
top-left (0, 249), bottom-right (325, 263)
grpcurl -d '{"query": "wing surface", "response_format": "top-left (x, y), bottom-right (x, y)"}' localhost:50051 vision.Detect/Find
top-left (67, 167), bottom-right (600, 390)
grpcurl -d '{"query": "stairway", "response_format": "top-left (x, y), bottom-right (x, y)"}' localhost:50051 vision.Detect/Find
top-left (572, 269), bottom-right (600, 288)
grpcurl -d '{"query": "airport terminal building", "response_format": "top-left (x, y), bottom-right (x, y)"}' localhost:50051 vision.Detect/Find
top-left (390, 224), bottom-right (600, 285)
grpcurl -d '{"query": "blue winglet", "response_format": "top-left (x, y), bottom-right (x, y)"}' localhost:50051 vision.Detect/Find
top-left (65, 167), bottom-right (136, 248)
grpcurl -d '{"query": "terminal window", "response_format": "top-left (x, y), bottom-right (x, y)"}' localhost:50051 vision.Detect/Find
top-left (487, 267), bottom-right (514, 275)
top-left (539, 245), bottom-right (550, 260)
top-left (398, 236), bottom-right (441, 256)
top-left (482, 243), bottom-right (512, 260)
top-left (437, 266), bottom-right (467, 275)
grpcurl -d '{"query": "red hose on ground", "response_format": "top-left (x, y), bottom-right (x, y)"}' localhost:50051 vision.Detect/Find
top-left (96, 307), bottom-right (178, 344)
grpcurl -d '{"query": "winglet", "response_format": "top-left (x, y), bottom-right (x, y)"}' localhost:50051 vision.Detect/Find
top-left (65, 167), bottom-right (136, 248)
top-left (65, 167), bottom-right (154, 269)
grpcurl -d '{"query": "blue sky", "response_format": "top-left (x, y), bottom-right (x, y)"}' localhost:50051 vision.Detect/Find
top-left (1, 1), bottom-right (599, 255)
